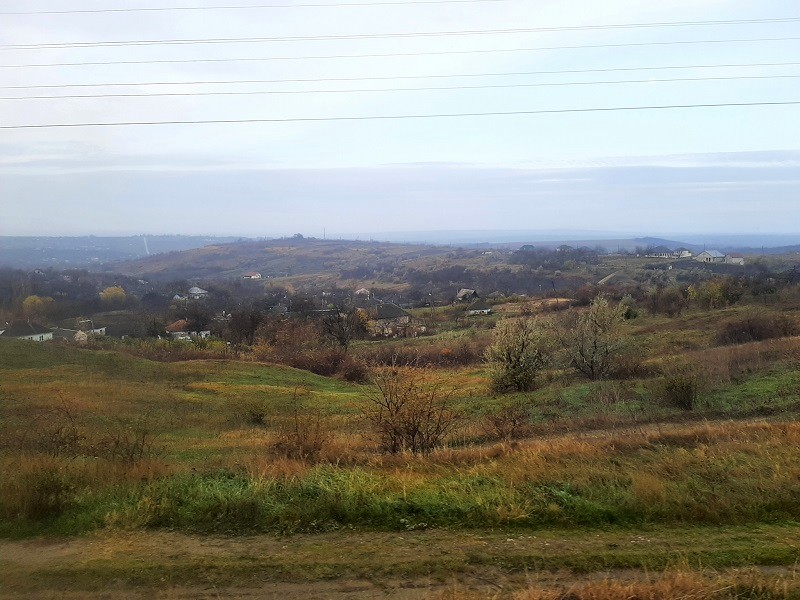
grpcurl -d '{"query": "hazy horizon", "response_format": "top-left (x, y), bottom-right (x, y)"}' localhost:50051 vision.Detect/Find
top-left (2, 1), bottom-right (798, 239)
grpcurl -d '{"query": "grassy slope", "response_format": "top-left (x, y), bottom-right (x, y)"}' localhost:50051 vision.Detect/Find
top-left (3, 334), bottom-right (800, 538)
top-left (3, 306), bottom-right (800, 596)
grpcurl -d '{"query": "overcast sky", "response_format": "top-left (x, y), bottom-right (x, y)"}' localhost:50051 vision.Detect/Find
top-left (1, 0), bottom-right (799, 238)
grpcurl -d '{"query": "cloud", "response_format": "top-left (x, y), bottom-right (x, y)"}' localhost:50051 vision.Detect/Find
top-left (2, 150), bottom-right (798, 236)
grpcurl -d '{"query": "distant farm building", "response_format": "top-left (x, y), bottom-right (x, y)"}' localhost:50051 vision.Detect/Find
top-left (645, 246), bottom-right (674, 259)
top-left (187, 286), bottom-right (209, 300)
top-left (646, 247), bottom-right (693, 259)
top-left (52, 328), bottom-right (89, 344)
top-left (695, 250), bottom-right (726, 263)
top-left (373, 303), bottom-right (412, 336)
top-left (242, 272), bottom-right (262, 280)
top-left (456, 288), bottom-right (479, 302)
top-left (165, 319), bottom-right (210, 341)
top-left (0, 322), bottom-right (53, 342)
top-left (467, 300), bottom-right (493, 316)
top-left (726, 253), bottom-right (746, 266)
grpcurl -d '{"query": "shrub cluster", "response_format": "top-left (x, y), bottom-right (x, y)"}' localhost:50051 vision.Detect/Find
top-left (716, 313), bottom-right (798, 345)
top-left (357, 338), bottom-right (486, 368)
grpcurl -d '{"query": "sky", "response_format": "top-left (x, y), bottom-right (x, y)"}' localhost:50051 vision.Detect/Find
top-left (1, 0), bottom-right (799, 239)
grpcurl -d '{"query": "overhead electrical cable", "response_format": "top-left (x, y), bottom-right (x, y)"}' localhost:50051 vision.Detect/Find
top-left (2, 101), bottom-right (799, 129)
top-left (4, 17), bottom-right (800, 50)
top-left (2, 0), bottom-right (514, 15)
top-left (3, 74), bottom-right (799, 100)
top-left (2, 36), bottom-right (798, 68)
top-left (3, 61), bottom-right (798, 90)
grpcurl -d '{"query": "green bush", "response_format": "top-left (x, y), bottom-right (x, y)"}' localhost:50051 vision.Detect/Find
top-left (662, 375), bottom-right (699, 410)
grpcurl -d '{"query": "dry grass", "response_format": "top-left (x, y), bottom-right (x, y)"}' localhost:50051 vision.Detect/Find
top-left (434, 568), bottom-right (800, 599)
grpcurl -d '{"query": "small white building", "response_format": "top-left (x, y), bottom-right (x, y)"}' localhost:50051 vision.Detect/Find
top-left (0, 322), bottom-right (53, 342)
top-left (243, 272), bottom-right (262, 280)
top-left (52, 328), bottom-right (89, 344)
top-left (187, 286), bottom-right (209, 300)
top-left (165, 319), bottom-right (211, 341)
top-left (645, 246), bottom-right (674, 259)
top-left (726, 253), bottom-right (746, 266)
top-left (695, 250), bottom-right (726, 263)
top-left (467, 300), bottom-right (493, 316)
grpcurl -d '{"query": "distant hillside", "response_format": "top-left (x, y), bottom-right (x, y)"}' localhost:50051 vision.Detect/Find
top-left (115, 237), bottom-right (455, 282)
top-left (0, 235), bottom-right (243, 269)
top-left (343, 230), bottom-right (800, 253)
top-left (495, 237), bottom-right (701, 252)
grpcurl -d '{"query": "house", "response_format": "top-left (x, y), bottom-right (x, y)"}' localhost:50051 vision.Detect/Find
top-left (242, 272), bottom-right (262, 280)
top-left (0, 322), bottom-right (53, 342)
top-left (467, 300), bottom-right (493, 316)
top-left (675, 248), bottom-right (693, 259)
top-left (165, 319), bottom-right (210, 341)
top-left (726, 253), bottom-right (745, 266)
top-left (354, 288), bottom-right (371, 297)
top-left (52, 328), bottom-right (89, 344)
top-left (695, 250), bottom-right (726, 263)
top-left (74, 321), bottom-right (106, 336)
top-left (373, 303), bottom-right (411, 336)
top-left (456, 288), bottom-right (479, 302)
top-left (187, 286), bottom-right (209, 300)
top-left (645, 246), bottom-right (674, 259)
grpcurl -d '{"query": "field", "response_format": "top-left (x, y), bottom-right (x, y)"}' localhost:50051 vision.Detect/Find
top-left (2, 300), bottom-right (800, 598)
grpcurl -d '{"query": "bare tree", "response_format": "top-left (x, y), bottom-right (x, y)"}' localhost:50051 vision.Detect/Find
top-left (553, 295), bottom-right (627, 380)
top-left (227, 309), bottom-right (263, 345)
top-left (321, 305), bottom-right (366, 351)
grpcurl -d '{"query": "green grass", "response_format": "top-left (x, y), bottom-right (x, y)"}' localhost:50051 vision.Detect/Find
top-left (5, 419), bottom-right (800, 538)
top-left (2, 524), bottom-right (800, 593)
top-left (3, 301), bottom-right (800, 541)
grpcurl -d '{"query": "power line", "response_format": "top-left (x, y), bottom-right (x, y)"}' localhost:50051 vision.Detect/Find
top-left (4, 74), bottom-right (798, 100)
top-left (2, 101), bottom-right (798, 129)
top-left (3, 61), bottom-right (798, 90)
top-left (2, 0), bottom-right (514, 15)
top-left (5, 17), bottom-right (800, 50)
top-left (3, 36), bottom-right (799, 68)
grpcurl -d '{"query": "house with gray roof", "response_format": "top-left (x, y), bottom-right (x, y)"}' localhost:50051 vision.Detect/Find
top-left (467, 300), bottom-right (493, 316)
top-left (0, 322), bottom-right (53, 342)
top-left (695, 250), bottom-right (726, 263)
top-left (455, 288), bottom-right (479, 302)
top-left (187, 286), bottom-right (209, 300)
top-left (373, 303), bottom-right (412, 336)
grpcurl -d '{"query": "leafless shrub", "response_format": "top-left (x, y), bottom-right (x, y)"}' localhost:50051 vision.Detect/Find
top-left (94, 417), bottom-right (156, 464)
top-left (365, 365), bottom-right (461, 455)
top-left (359, 339), bottom-right (487, 368)
top-left (336, 354), bottom-right (370, 383)
top-left (482, 402), bottom-right (531, 441)
top-left (587, 381), bottom-right (628, 406)
top-left (272, 388), bottom-right (331, 462)
top-left (716, 312), bottom-right (798, 346)
top-left (19, 399), bottom-right (85, 458)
